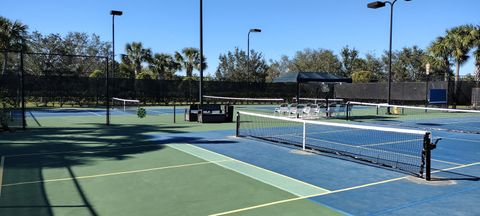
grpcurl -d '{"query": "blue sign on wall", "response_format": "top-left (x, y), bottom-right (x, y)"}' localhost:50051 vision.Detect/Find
top-left (429, 89), bottom-right (447, 104)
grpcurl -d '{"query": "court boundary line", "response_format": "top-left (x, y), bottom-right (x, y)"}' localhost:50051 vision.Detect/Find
top-left (0, 156), bottom-right (4, 197)
top-left (28, 111), bottom-right (42, 127)
top-left (88, 111), bottom-right (102, 117)
top-left (2, 159), bottom-right (232, 187)
top-left (189, 144), bottom-right (330, 193)
top-left (170, 144), bottom-right (331, 196)
top-left (439, 136), bottom-right (480, 144)
top-left (147, 110), bottom-right (163, 114)
top-left (209, 161), bottom-right (480, 216)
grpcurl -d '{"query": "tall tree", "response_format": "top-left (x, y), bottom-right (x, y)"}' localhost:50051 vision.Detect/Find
top-left (340, 46), bottom-right (362, 77)
top-left (266, 57), bottom-right (289, 83)
top-left (122, 42), bottom-right (152, 77)
top-left (215, 47), bottom-right (267, 82)
top-left (471, 25), bottom-right (480, 81)
top-left (288, 48), bottom-right (343, 76)
top-left (0, 16), bottom-right (28, 75)
top-left (26, 31), bottom-right (110, 76)
top-left (444, 25), bottom-right (478, 82)
top-left (351, 71), bottom-right (373, 83)
top-left (428, 36), bottom-right (454, 81)
top-left (357, 53), bottom-right (385, 81)
top-left (380, 46), bottom-right (427, 82)
top-left (175, 47), bottom-right (207, 79)
top-left (148, 53), bottom-right (181, 80)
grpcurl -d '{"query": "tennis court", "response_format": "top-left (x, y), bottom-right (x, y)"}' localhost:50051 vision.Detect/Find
top-left (1, 106), bottom-right (479, 216)
top-left (346, 102), bottom-right (480, 134)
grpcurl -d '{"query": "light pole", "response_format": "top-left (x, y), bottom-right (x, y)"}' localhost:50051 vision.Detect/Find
top-left (368, 0), bottom-right (411, 110)
top-left (110, 10), bottom-right (122, 85)
top-left (425, 63), bottom-right (430, 108)
top-left (199, 0), bottom-right (204, 105)
top-left (109, 10), bottom-right (122, 125)
top-left (110, 10), bottom-right (123, 79)
top-left (247, 28), bottom-right (261, 82)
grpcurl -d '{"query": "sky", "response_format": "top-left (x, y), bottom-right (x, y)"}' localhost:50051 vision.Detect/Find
top-left (1, 0), bottom-right (479, 77)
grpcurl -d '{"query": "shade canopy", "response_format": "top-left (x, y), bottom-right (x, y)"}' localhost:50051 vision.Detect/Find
top-left (272, 72), bottom-right (351, 83)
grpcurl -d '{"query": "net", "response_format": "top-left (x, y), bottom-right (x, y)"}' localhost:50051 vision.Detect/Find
top-left (346, 101), bottom-right (480, 134)
top-left (292, 97), bottom-right (344, 105)
top-left (112, 97), bottom-right (140, 113)
top-left (203, 95), bottom-right (284, 104)
top-left (236, 111), bottom-right (434, 179)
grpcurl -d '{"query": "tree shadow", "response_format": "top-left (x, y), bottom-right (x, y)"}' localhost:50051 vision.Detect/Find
top-left (0, 122), bottom-right (236, 216)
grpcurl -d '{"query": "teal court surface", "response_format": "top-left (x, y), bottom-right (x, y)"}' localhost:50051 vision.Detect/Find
top-left (0, 106), bottom-right (479, 216)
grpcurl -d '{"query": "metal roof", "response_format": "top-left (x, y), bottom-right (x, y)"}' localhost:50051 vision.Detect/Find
top-left (272, 72), bottom-right (351, 83)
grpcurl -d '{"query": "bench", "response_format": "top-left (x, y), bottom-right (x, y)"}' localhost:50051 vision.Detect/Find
top-left (185, 104), bottom-right (234, 123)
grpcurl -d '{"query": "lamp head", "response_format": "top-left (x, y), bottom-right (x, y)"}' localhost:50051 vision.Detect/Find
top-left (249, 29), bottom-right (262, 33)
top-left (110, 10), bottom-right (123, 16)
top-left (367, 1), bottom-right (386, 8)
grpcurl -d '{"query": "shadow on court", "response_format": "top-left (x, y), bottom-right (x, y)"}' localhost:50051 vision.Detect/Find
top-left (430, 170), bottom-right (480, 181)
top-left (0, 123), bottom-right (202, 216)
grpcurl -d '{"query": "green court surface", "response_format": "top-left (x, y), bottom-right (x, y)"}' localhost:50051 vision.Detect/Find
top-left (0, 109), bottom-right (342, 216)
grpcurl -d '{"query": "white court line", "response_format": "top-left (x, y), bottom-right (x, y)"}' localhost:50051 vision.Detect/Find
top-left (169, 144), bottom-right (330, 197)
top-left (209, 161), bottom-right (480, 216)
top-left (2, 160), bottom-right (231, 187)
top-left (360, 138), bottom-right (424, 147)
top-left (88, 111), bottom-right (102, 117)
top-left (148, 110), bottom-right (163, 114)
top-left (439, 137), bottom-right (480, 144)
top-left (439, 119), bottom-right (480, 125)
top-left (0, 156), bottom-right (4, 197)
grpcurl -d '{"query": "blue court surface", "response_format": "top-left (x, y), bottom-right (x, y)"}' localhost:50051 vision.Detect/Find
top-left (150, 129), bottom-right (480, 215)
top-left (23, 107), bottom-right (185, 118)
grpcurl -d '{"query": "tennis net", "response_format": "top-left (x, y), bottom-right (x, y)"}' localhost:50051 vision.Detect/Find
top-left (112, 97), bottom-right (140, 113)
top-left (203, 95), bottom-right (284, 104)
top-left (345, 101), bottom-right (480, 134)
top-left (292, 97), bottom-right (344, 104)
top-left (236, 111), bottom-right (436, 180)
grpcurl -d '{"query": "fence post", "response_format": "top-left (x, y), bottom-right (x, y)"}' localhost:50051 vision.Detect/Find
top-left (20, 49), bottom-right (26, 130)
top-left (106, 57), bottom-right (110, 126)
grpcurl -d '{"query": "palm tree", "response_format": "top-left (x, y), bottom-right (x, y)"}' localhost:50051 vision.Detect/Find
top-left (427, 36), bottom-right (453, 81)
top-left (149, 53), bottom-right (181, 80)
top-left (444, 25), bottom-right (478, 82)
top-left (472, 25), bottom-right (480, 81)
top-left (174, 47), bottom-right (207, 78)
top-left (122, 42), bottom-right (151, 77)
top-left (0, 16), bottom-right (28, 75)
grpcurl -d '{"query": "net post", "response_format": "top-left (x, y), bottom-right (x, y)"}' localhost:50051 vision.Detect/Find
top-left (345, 103), bottom-right (350, 120)
top-left (236, 112), bottom-right (240, 137)
top-left (302, 122), bottom-right (306, 150)
top-left (424, 132), bottom-right (432, 181)
top-left (173, 104), bottom-right (176, 123)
